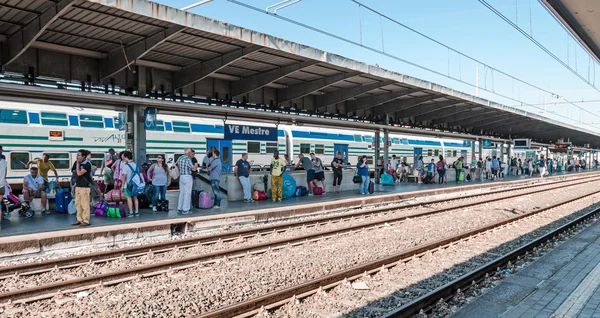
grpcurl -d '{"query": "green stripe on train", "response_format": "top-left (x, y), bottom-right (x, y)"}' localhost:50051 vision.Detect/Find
top-left (147, 140), bottom-right (206, 145)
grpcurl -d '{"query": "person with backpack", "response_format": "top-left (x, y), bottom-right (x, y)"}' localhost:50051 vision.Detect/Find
top-left (148, 155), bottom-right (171, 212)
top-left (357, 155), bottom-right (369, 195)
top-left (454, 157), bottom-right (463, 183)
top-left (311, 153), bottom-right (326, 194)
top-left (210, 150), bottom-right (222, 208)
top-left (331, 152), bottom-right (344, 193)
top-left (120, 151), bottom-right (144, 217)
top-left (436, 155), bottom-right (446, 184)
top-left (270, 151), bottom-right (286, 201)
top-left (296, 154), bottom-right (314, 196)
top-left (73, 149), bottom-right (92, 226)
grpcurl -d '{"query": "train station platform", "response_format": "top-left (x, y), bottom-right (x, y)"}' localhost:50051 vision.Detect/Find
top-left (0, 169), bottom-right (597, 257)
top-left (453, 207), bottom-right (600, 318)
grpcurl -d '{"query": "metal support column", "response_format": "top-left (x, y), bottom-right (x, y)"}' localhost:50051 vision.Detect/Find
top-left (471, 140), bottom-right (476, 160)
top-left (478, 139), bottom-right (483, 160)
top-left (500, 142), bottom-right (504, 163)
top-left (375, 130), bottom-right (381, 184)
top-left (125, 104), bottom-right (147, 165)
top-left (383, 129), bottom-right (390, 176)
top-left (507, 143), bottom-right (512, 161)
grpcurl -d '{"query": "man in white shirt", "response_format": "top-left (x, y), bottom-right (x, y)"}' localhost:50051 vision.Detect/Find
top-left (23, 167), bottom-right (48, 216)
top-left (0, 154), bottom-right (7, 220)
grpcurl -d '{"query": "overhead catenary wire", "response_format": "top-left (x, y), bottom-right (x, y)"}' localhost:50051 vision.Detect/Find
top-left (224, 0), bottom-right (594, 127)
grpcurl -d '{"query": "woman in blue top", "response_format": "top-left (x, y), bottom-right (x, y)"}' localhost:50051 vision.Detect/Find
top-left (357, 155), bottom-right (370, 195)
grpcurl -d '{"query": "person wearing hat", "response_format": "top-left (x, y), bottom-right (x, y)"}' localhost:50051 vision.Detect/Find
top-left (270, 151), bottom-right (286, 202)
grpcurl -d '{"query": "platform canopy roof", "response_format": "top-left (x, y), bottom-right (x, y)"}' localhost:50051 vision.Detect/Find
top-left (0, 0), bottom-right (599, 147)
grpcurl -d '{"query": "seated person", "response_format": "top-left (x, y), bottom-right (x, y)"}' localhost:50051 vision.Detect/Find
top-left (23, 167), bottom-right (49, 215)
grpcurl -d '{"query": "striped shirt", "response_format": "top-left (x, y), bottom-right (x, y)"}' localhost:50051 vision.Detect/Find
top-left (176, 156), bottom-right (194, 176)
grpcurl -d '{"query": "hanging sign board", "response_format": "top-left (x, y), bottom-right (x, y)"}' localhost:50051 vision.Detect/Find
top-left (463, 140), bottom-right (472, 147)
top-left (482, 139), bottom-right (495, 149)
top-left (513, 139), bottom-right (530, 149)
top-left (49, 130), bottom-right (64, 141)
top-left (144, 108), bottom-right (157, 130)
top-left (224, 124), bottom-right (277, 141)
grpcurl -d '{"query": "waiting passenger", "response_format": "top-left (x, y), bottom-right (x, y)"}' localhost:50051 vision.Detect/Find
top-left (453, 157), bottom-right (463, 183)
top-left (311, 153), bottom-right (326, 194)
top-left (415, 156), bottom-right (424, 183)
top-left (100, 148), bottom-right (117, 193)
top-left (121, 151), bottom-right (140, 217)
top-left (427, 159), bottom-right (436, 178)
top-left (201, 150), bottom-right (213, 172)
top-left (284, 154), bottom-right (292, 172)
top-left (0, 145), bottom-right (5, 160)
top-left (390, 155), bottom-right (399, 180)
top-left (210, 150), bottom-right (222, 208)
top-left (23, 167), bottom-right (48, 216)
top-left (331, 152), bottom-right (344, 193)
top-left (72, 149), bottom-right (92, 226)
top-left (177, 148), bottom-right (196, 214)
top-left (539, 156), bottom-right (548, 179)
top-left (235, 153), bottom-right (253, 203)
top-left (148, 155), bottom-right (171, 212)
top-left (0, 153), bottom-right (7, 220)
top-left (476, 158), bottom-right (483, 180)
top-left (26, 153), bottom-right (59, 186)
top-left (437, 156), bottom-right (446, 184)
top-left (491, 156), bottom-right (499, 180)
top-left (357, 155), bottom-right (370, 195)
top-left (270, 151), bottom-right (286, 202)
top-left (296, 154), bottom-right (314, 196)
top-left (528, 159), bottom-right (534, 177)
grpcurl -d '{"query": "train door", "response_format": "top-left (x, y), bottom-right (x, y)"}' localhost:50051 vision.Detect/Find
top-left (207, 139), bottom-right (232, 172)
top-left (333, 144), bottom-right (349, 167)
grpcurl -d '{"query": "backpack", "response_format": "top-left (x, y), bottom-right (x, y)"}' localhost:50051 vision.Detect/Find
top-left (295, 186), bottom-right (308, 197)
top-left (125, 163), bottom-right (145, 196)
top-left (436, 161), bottom-right (444, 170)
top-left (381, 173), bottom-right (394, 186)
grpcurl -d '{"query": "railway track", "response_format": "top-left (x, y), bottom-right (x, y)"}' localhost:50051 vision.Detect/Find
top-left (0, 175), bottom-right (599, 306)
top-left (196, 189), bottom-right (600, 318)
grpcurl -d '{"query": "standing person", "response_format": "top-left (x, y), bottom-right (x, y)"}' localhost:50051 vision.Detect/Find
top-left (427, 159), bottom-right (436, 180)
top-left (72, 149), bottom-right (92, 226)
top-left (454, 157), bottom-right (464, 183)
top-left (539, 155), bottom-right (547, 179)
top-left (111, 151), bottom-right (125, 189)
top-left (270, 151), bottom-right (286, 202)
top-left (436, 155), bottom-right (446, 184)
top-left (331, 152), bottom-right (344, 193)
top-left (476, 158), bottom-right (483, 181)
top-left (528, 159), bottom-right (534, 177)
top-left (357, 155), bottom-right (370, 195)
top-left (296, 154), bottom-right (315, 196)
top-left (26, 154), bottom-right (59, 186)
top-left (176, 148), bottom-right (196, 214)
top-left (485, 157), bottom-right (492, 180)
top-left (574, 157), bottom-right (580, 172)
top-left (511, 157), bottom-right (518, 177)
top-left (390, 155), bottom-right (399, 180)
top-left (235, 153), bottom-right (253, 203)
top-left (148, 155), bottom-right (171, 212)
top-left (201, 150), bottom-right (213, 172)
top-left (283, 154), bottom-right (292, 173)
top-left (0, 145), bottom-right (5, 160)
top-left (22, 167), bottom-right (49, 215)
top-left (100, 148), bottom-right (118, 192)
top-left (518, 158), bottom-right (523, 175)
top-left (491, 156), bottom-right (499, 180)
top-left (209, 150), bottom-right (222, 208)
top-left (415, 156), bottom-right (424, 183)
top-left (0, 153), bottom-right (7, 220)
top-left (121, 151), bottom-right (140, 217)
top-left (311, 153), bottom-right (326, 194)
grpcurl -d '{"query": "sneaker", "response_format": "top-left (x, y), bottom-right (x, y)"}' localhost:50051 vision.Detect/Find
top-left (152, 206), bottom-right (157, 212)
top-left (182, 210), bottom-right (191, 215)
top-left (127, 213), bottom-right (134, 218)
top-left (272, 199), bottom-right (276, 202)
top-left (277, 199), bottom-right (282, 202)
top-left (308, 193), bottom-right (314, 196)
top-left (177, 210), bottom-right (183, 215)
top-left (134, 212), bottom-right (140, 217)
top-left (42, 209), bottom-right (50, 215)
top-left (213, 206), bottom-right (220, 209)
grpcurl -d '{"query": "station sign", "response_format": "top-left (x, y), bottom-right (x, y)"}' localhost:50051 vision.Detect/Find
top-left (224, 124), bottom-right (277, 141)
top-left (463, 140), bottom-right (472, 147)
top-left (482, 139), bottom-right (495, 149)
top-left (48, 130), bottom-right (64, 141)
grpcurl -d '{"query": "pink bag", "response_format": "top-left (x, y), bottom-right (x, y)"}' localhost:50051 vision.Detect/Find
top-left (313, 186), bottom-right (324, 195)
top-left (104, 189), bottom-right (123, 202)
top-left (6, 193), bottom-right (20, 205)
top-left (198, 191), bottom-right (213, 209)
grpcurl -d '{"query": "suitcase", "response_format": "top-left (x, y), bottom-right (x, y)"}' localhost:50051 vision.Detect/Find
top-left (138, 193), bottom-right (151, 209)
top-left (198, 191), bottom-right (213, 209)
top-left (191, 190), bottom-right (200, 208)
top-left (368, 181), bottom-right (375, 194)
top-left (55, 189), bottom-right (72, 214)
top-left (156, 200), bottom-right (169, 212)
top-left (313, 186), bottom-right (323, 195)
top-left (422, 175), bottom-right (433, 184)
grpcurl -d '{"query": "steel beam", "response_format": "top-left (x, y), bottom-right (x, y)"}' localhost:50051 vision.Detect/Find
top-left (397, 100), bottom-right (464, 119)
top-left (231, 60), bottom-right (317, 97)
top-left (373, 94), bottom-right (444, 116)
top-left (479, 117), bottom-right (531, 132)
top-left (173, 45), bottom-right (262, 90)
top-left (277, 71), bottom-right (361, 104)
top-left (417, 106), bottom-right (479, 123)
top-left (101, 25), bottom-right (184, 79)
top-left (469, 114), bottom-right (521, 130)
top-left (444, 111), bottom-right (506, 127)
top-left (2, 0), bottom-right (76, 68)
top-left (346, 88), bottom-right (425, 112)
top-left (315, 80), bottom-right (395, 110)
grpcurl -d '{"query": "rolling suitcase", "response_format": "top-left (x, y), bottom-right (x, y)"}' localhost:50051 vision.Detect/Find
top-left (198, 191), bottom-right (213, 209)
top-left (368, 181), bottom-right (375, 194)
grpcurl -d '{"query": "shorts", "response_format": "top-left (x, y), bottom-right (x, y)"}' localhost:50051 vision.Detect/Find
top-left (123, 188), bottom-right (132, 199)
top-left (0, 186), bottom-right (4, 196)
top-left (306, 170), bottom-right (315, 182)
top-left (27, 189), bottom-right (42, 198)
top-left (314, 171), bottom-right (325, 181)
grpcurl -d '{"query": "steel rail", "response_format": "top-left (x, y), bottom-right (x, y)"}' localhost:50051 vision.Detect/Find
top-left (196, 189), bottom-right (600, 318)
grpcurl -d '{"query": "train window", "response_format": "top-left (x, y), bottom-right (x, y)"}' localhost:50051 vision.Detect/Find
top-left (174, 154), bottom-right (185, 163)
top-left (446, 150), bottom-right (452, 157)
top-left (365, 136), bottom-right (373, 143)
top-left (45, 152), bottom-right (71, 169)
top-left (146, 153), bottom-right (166, 164)
top-left (353, 135), bottom-right (362, 142)
top-left (247, 142), bottom-right (261, 154)
top-left (300, 144), bottom-right (311, 155)
top-left (315, 144), bottom-right (325, 155)
top-left (453, 150), bottom-right (457, 157)
top-left (434, 150), bottom-right (439, 156)
top-left (113, 117), bottom-right (122, 130)
top-left (10, 152), bottom-right (29, 170)
top-left (427, 149), bottom-right (433, 156)
top-left (88, 152), bottom-right (104, 169)
top-left (147, 120), bottom-right (165, 131)
top-left (222, 146), bottom-right (230, 164)
top-left (41, 112), bottom-right (68, 126)
top-left (172, 121), bottom-right (190, 133)
top-left (0, 109), bottom-right (28, 124)
top-left (79, 114), bottom-right (104, 128)
top-left (265, 142), bottom-right (278, 154)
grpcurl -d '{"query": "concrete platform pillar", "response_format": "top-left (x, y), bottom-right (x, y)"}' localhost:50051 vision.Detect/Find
top-left (125, 104), bottom-right (147, 165)
top-left (500, 142), bottom-right (505, 162)
top-left (471, 140), bottom-right (476, 160)
top-left (375, 130), bottom-right (381, 184)
top-left (478, 139), bottom-right (483, 159)
top-left (384, 129), bottom-right (389, 174)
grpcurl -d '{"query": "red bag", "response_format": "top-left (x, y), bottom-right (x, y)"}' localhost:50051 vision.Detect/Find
top-left (313, 186), bottom-right (323, 195)
top-left (104, 189), bottom-right (123, 202)
top-left (96, 180), bottom-right (106, 194)
top-left (257, 191), bottom-right (267, 200)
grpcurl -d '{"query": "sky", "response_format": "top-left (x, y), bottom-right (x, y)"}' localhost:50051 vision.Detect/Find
top-left (155, 0), bottom-right (600, 133)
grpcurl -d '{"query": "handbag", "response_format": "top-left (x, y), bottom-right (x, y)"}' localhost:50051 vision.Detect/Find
top-left (353, 175), bottom-right (362, 184)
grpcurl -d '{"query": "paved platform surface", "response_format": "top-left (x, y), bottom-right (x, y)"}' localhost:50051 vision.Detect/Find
top-left (453, 210), bottom-right (600, 318)
top-left (0, 169), bottom-right (593, 238)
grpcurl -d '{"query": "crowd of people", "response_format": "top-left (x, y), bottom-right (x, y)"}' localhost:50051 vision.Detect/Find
top-left (0, 142), bottom-right (595, 224)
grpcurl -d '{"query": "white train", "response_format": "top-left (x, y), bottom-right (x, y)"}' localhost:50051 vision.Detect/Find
top-left (0, 100), bottom-right (475, 189)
